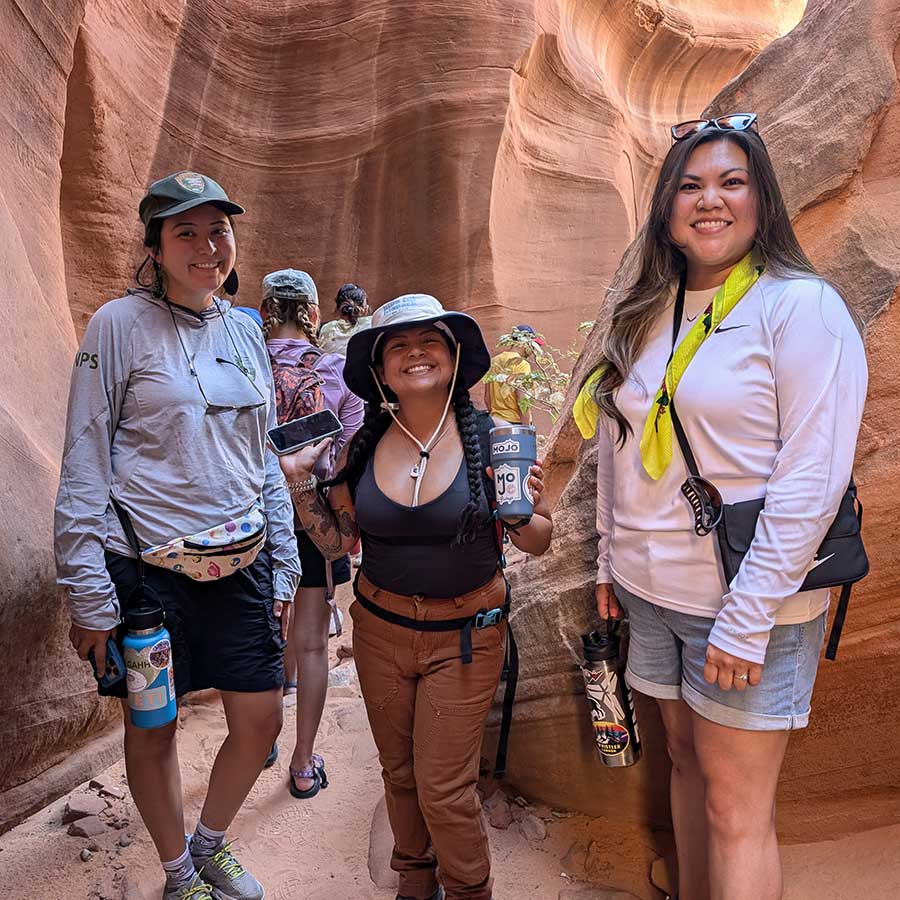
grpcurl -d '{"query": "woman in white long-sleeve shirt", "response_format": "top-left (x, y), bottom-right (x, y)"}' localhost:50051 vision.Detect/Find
top-left (576, 116), bottom-right (867, 900)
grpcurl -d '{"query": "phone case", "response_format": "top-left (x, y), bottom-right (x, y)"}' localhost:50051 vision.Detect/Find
top-left (267, 413), bottom-right (343, 455)
top-left (89, 639), bottom-right (127, 688)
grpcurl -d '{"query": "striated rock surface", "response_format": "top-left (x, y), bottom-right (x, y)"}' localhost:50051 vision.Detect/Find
top-left (486, 0), bottom-right (806, 344)
top-left (4, 0), bottom-right (895, 850)
top-left (492, 0), bottom-right (900, 843)
top-left (0, 0), bottom-right (120, 830)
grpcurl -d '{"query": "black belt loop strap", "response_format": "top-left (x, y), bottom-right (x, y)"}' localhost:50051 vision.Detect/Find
top-left (460, 619), bottom-right (474, 665)
top-left (494, 577), bottom-right (517, 780)
top-left (825, 582), bottom-right (853, 661)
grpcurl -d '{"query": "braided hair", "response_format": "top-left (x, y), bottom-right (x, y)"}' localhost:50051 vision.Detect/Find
top-left (322, 384), bottom-right (487, 547)
top-left (261, 293), bottom-right (319, 345)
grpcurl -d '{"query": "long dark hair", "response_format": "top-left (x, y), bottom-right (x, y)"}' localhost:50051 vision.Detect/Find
top-left (261, 293), bottom-right (319, 345)
top-left (321, 382), bottom-right (486, 546)
top-left (593, 127), bottom-right (822, 445)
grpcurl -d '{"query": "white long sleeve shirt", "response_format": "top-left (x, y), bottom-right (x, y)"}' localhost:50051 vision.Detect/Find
top-left (595, 273), bottom-right (867, 664)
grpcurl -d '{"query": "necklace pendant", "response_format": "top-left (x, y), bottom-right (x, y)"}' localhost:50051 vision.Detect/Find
top-left (409, 463), bottom-right (421, 479)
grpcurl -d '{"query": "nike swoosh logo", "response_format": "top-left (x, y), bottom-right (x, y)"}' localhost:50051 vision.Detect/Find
top-left (715, 324), bottom-right (750, 334)
top-left (808, 552), bottom-right (835, 571)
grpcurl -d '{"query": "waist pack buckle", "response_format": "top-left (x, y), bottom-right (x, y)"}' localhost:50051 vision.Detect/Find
top-left (475, 607), bottom-right (504, 629)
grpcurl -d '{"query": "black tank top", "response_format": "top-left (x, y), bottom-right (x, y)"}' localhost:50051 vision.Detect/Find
top-left (354, 453), bottom-right (499, 597)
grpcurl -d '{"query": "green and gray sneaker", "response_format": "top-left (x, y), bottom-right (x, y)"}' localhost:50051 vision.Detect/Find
top-left (191, 841), bottom-right (264, 900)
top-left (161, 874), bottom-right (218, 900)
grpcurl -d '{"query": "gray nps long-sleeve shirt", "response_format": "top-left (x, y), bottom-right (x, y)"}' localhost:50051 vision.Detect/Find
top-left (54, 290), bottom-right (301, 630)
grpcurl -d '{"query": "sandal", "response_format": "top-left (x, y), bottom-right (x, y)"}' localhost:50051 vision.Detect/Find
top-left (289, 754), bottom-right (329, 799)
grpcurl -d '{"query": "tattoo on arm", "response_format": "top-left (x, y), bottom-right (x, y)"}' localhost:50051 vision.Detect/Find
top-left (293, 491), bottom-right (357, 559)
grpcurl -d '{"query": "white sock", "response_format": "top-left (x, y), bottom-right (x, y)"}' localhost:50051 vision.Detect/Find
top-left (161, 843), bottom-right (196, 887)
top-left (191, 820), bottom-right (227, 857)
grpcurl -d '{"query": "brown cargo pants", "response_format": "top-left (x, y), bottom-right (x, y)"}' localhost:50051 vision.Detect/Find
top-left (350, 571), bottom-right (508, 900)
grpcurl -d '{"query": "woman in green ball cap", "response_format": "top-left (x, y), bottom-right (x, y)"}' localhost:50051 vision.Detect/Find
top-left (55, 171), bottom-right (301, 900)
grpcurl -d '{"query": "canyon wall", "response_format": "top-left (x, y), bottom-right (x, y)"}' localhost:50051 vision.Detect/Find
top-left (8, 0), bottom-right (896, 846)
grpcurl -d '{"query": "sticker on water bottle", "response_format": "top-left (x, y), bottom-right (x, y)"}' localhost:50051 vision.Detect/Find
top-left (124, 640), bottom-right (172, 698)
top-left (494, 464), bottom-right (521, 505)
top-left (126, 668), bottom-right (147, 693)
top-left (149, 639), bottom-right (171, 669)
top-left (593, 721), bottom-right (630, 755)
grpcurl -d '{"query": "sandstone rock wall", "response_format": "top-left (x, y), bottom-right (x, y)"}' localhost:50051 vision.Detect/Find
top-left (4, 0), bottom-right (895, 847)
top-left (0, 0), bottom-right (116, 829)
top-left (493, 0), bottom-right (900, 843)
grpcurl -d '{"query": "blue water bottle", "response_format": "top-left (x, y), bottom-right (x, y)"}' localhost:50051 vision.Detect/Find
top-left (122, 606), bottom-right (177, 728)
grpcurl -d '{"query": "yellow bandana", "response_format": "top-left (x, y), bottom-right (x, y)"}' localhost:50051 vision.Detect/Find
top-left (572, 254), bottom-right (762, 474)
top-left (639, 253), bottom-right (762, 479)
top-left (573, 366), bottom-right (606, 440)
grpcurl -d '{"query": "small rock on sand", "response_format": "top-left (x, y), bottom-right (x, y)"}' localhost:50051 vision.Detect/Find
top-left (63, 794), bottom-right (108, 823)
top-left (488, 799), bottom-right (513, 830)
top-left (68, 816), bottom-right (106, 838)
top-left (520, 814), bottom-right (547, 842)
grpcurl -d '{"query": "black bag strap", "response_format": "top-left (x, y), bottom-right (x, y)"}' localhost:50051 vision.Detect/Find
top-left (473, 409), bottom-right (520, 778)
top-left (666, 276), bottom-right (858, 661)
top-left (110, 496), bottom-right (144, 560)
top-left (494, 586), bottom-right (518, 779)
top-left (109, 496), bottom-right (157, 608)
top-left (666, 274), bottom-right (702, 479)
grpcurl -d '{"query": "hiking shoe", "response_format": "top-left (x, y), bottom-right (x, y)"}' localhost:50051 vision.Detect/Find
top-left (161, 874), bottom-right (218, 900)
top-left (191, 841), bottom-right (264, 900)
top-left (396, 888), bottom-right (444, 900)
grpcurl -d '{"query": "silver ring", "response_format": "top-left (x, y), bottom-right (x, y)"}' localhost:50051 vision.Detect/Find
top-left (735, 673), bottom-right (749, 681)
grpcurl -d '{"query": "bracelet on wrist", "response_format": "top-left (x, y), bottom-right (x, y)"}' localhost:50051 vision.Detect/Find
top-left (287, 475), bottom-right (318, 495)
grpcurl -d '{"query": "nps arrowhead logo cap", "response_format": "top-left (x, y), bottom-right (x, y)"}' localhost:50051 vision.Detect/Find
top-left (138, 171), bottom-right (245, 226)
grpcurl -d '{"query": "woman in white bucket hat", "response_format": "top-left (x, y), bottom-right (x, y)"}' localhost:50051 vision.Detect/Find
top-left (279, 293), bottom-right (552, 900)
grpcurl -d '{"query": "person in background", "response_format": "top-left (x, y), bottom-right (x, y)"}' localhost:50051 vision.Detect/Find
top-left (55, 172), bottom-right (300, 900)
top-left (261, 269), bottom-right (364, 799)
top-left (575, 113), bottom-right (867, 900)
top-left (317, 282), bottom-right (372, 355)
top-left (483, 324), bottom-right (543, 425)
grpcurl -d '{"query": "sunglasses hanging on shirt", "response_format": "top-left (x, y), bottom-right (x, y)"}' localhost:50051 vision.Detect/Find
top-left (168, 302), bottom-right (267, 413)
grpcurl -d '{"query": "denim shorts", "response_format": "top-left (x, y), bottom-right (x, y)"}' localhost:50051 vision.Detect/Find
top-left (613, 582), bottom-right (826, 731)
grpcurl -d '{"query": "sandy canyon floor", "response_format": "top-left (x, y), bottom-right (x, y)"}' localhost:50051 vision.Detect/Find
top-left (2, 587), bottom-right (899, 900)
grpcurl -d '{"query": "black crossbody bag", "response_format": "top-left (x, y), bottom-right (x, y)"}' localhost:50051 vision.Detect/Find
top-left (665, 274), bottom-right (868, 660)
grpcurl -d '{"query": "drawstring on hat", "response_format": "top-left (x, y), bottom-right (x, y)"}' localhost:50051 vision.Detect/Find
top-left (370, 343), bottom-right (462, 507)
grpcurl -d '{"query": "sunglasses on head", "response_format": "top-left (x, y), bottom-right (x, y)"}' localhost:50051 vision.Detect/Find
top-left (670, 112), bottom-right (758, 143)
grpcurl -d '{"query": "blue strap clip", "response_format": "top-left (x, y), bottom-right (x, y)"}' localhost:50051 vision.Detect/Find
top-left (475, 607), bottom-right (504, 629)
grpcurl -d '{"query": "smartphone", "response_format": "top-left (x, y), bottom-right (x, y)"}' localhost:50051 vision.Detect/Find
top-left (89, 639), bottom-right (127, 689)
top-left (267, 409), bottom-right (343, 456)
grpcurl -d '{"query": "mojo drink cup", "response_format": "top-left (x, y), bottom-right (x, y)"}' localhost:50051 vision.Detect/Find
top-left (489, 424), bottom-right (537, 523)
